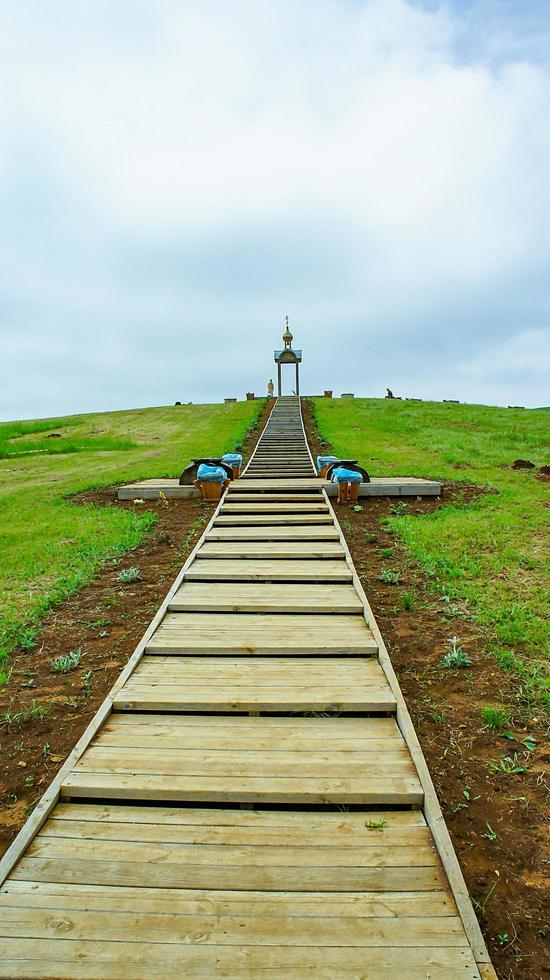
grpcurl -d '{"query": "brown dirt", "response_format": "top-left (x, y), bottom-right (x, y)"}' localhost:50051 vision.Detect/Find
top-left (303, 398), bottom-right (549, 980)
top-left (0, 399), bottom-right (272, 858)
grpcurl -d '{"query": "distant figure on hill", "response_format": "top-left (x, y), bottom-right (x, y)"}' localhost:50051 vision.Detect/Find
top-left (385, 388), bottom-right (394, 399)
top-left (267, 379), bottom-right (274, 398)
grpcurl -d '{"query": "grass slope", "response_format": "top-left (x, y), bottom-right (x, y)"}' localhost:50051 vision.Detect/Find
top-left (0, 401), bottom-right (262, 681)
top-left (313, 397), bottom-right (550, 705)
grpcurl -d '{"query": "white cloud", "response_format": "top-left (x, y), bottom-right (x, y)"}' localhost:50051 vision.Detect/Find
top-left (1, 0), bottom-right (550, 417)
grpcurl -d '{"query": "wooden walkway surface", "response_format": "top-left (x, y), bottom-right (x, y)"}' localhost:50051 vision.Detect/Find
top-left (0, 397), bottom-right (495, 978)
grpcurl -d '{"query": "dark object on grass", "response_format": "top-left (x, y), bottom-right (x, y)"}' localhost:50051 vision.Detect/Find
top-left (324, 390), bottom-right (333, 398)
top-left (174, 401), bottom-right (182, 406)
top-left (246, 392), bottom-right (255, 400)
top-left (325, 460), bottom-right (370, 483)
top-left (511, 459), bottom-right (535, 470)
top-left (539, 465), bottom-right (550, 476)
top-left (385, 388), bottom-right (394, 399)
top-left (179, 458), bottom-right (234, 485)
top-left (47, 433), bottom-right (62, 438)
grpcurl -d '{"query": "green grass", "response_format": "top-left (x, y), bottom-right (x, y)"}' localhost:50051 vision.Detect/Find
top-left (313, 397), bottom-right (550, 706)
top-left (0, 400), bottom-right (263, 682)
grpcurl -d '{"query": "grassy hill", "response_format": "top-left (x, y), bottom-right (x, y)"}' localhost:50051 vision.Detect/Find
top-left (313, 398), bottom-right (550, 705)
top-left (0, 400), bottom-right (262, 682)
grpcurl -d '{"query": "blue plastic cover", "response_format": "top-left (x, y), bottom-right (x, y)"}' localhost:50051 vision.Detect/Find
top-left (197, 463), bottom-right (227, 483)
top-left (331, 466), bottom-right (362, 483)
top-left (316, 455), bottom-right (339, 474)
top-left (222, 453), bottom-right (243, 465)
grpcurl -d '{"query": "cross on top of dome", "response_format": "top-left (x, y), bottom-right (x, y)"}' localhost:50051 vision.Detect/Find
top-left (282, 315), bottom-right (293, 349)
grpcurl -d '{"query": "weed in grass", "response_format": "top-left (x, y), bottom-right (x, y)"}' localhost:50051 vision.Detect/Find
top-left (488, 753), bottom-right (527, 775)
top-left (364, 532), bottom-right (378, 543)
top-left (396, 590), bottom-right (417, 611)
top-left (85, 618), bottom-right (109, 629)
top-left (379, 568), bottom-right (401, 584)
top-left (482, 705), bottom-right (511, 731)
top-left (51, 649), bottom-right (82, 674)
top-left (117, 566), bottom-right (141, 583)
top-left (439, 636), bottom-right (472, 669)
top-left (19, 627), bottom-right (38, 651)
top-left (0, 666), bottom-right (13, 687)
top-left (365, 818), bottom-right (387, 830)
top-left (380, 547), bottom-right (395, 559)
top-left (389, 501), bottom-right (408, 516)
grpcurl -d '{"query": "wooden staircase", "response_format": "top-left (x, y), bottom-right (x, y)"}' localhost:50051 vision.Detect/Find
top-left (0, 396), bottom-right (495, 978)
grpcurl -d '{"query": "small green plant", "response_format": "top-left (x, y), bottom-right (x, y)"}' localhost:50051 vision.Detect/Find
top-left (19, 627), bottom-right (38, 651)
top-left (117, 566), bottom-right (141, 583)
top-left (439, 636), bottom-right (471, 669)
top-left (365, 818), bottom-right (387, 830)
top-left (389, 501), bottom-right (408, 516)
top-left (480, 821), bottom-right (498, 841)
top-left (379, 568), bottom-right (400, 584)
top-left (488, 753), bottom-right (527, 775)
top-left (380, 547), bottom-right (394, 559)
top-left (472, 876), bottom-right (500, 918)
top-left (497, 932), bottom-right (509, 946)
top-left (482, 706), bottom-right (511, 732)
top-left (364, 531), bottom-right (378, 543)
top-left (396, 591), bottom-right (417, 611)
top-left (42, 742), bottom-right (51, 757)
top-left (51, 649), bottom-right (82, 674)
top-left (158, 490), bottom-right (169, 509)
top-left (352, 504), bottom-right (363, 512)
top-left (503, 732), bottom-right (536, 752)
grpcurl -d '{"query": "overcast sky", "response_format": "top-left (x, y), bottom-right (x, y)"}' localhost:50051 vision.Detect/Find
top-left (1, 0), bottom-right (550, 420)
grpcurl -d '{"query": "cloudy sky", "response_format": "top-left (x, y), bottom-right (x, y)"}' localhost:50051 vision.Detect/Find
top-left (1, 0), bottom-right (549, 420)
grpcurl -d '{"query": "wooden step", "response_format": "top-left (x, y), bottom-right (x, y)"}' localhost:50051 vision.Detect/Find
top-left (184, 559), bottom-right (352, 581)
top-left (146, 612), bottom-right (378, 655)
top-left (207, 526), bottom-right (340, 540)
top-left (198, 541), bottom-right (346, 559)
top-left (114, 656), bottom-right (396, 712)
top-left (169, 582), bottom-right (363, 614)
top-left (61, 715), bottom-right (422, 804)
top-left (221, 503), bottom-right (329, 512)
top-left (214, 514), bottom-right (333, 526)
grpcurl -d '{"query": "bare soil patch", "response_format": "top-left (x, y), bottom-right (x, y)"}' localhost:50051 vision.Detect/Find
top-left (303, 399), bottom-right (549, 980)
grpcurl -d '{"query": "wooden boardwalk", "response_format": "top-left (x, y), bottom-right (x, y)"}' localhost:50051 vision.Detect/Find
top-left (0, 397), bottom-right (495, 978)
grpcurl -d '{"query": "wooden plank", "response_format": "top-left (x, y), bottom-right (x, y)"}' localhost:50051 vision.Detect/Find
top-left (184, 559), bottom-right (352, 581)
top-left (207, 526), bottom-right (340, 539)
top-left (0, 905), bottom-right (467, 946)
top-left (0, 939), bottom-right (481, 978)
top-left (169, 582), bottom-right (363, 613)
top-left (146, 612), bottom-right (378, 655)
top-left (197, 541), bottom-right (346, 558)
top-left (221, 503), bottom-right (329, 512)
top-left (37, 802), bottom-right (426, 827)
top-left (214, 514), bottom-right (333, 525)
top-left (62, 715), bottom-right (421, 804)
top-left (1, 880), bottom-right (456, 916)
